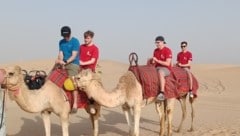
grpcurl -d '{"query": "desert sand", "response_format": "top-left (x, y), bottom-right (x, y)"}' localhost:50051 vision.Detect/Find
top-left (1, 59), bottom-right (240, 136)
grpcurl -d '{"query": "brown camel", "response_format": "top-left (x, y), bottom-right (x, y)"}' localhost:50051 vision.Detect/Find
top-left (72, 69), bottom-right (196, 136)
top-left (0, 66), bottom-right (101, 136)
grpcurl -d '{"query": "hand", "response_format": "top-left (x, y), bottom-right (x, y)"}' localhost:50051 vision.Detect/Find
top-left (57, 60), bottom-right (66, 65)
top-left (178, 63), bottom-right (182, 67)
top-left (152, 57), bottom-right (157, 63)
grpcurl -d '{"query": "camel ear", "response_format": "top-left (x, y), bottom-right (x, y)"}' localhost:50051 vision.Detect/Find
top-left (15, 65), bottom-right (22, 74)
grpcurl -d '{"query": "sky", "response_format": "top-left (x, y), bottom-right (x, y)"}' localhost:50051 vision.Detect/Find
top-left (0, 0), bottom-right (240, 64)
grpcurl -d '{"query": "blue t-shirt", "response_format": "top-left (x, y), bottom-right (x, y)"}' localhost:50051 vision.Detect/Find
top-left (59, 37), bottom-right (80, 65)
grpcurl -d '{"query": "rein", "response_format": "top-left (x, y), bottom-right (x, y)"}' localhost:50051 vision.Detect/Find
top-left (0, 87), bottom-right (6, 129)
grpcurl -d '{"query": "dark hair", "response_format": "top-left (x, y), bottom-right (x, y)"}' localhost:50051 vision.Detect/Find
top-left (84, 30), bottom-right (94, 38)
top-left (61, 26), bottom-right (71, 37)
top-left (181, 41), bottom-right (188, 46)
top-left (155, 36), bottom-right (166, 44)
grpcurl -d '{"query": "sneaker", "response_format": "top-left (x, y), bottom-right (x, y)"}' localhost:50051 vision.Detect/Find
top-left (189, 91), bottom-right (194, 98)
top-left (156, 92), bottom-right (165, 102)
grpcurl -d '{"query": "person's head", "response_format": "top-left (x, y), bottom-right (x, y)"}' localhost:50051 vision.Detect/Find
top-left (155, 36), bottom-right (166, 48)
top-left (61, 26), bottom-right (71, 39)
top-left (180, 41), bottom-right (188, 51)
top-left (84, 30), bottom-right (94, 45)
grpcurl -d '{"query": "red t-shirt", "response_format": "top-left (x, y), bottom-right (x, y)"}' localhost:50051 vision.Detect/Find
top-left (79, 44), bottom-right (99, 72)
top-left (177, 51), bottom-right (192, 68)
top-left (153, 46), bottom-right (172, 69)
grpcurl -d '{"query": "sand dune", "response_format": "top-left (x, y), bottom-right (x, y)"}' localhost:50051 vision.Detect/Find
top-left (1, 60), bottom-right (240, 136)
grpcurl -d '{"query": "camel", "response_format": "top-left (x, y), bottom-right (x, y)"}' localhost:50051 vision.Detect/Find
top-left (0, 66), bottom-right (101, 136)
top-left (72, 69), bottom-right (196, 136)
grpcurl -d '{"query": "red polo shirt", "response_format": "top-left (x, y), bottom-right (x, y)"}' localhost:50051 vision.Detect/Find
top-left (153, 46), bottom-right (172, 70)
top-left (79, 44), bottom-right (99, 72)
top-left (177, 51), bottom-right (192, 68)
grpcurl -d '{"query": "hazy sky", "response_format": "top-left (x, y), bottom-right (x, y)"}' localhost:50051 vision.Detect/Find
top-left (1, 0), bottom-right (240, 64)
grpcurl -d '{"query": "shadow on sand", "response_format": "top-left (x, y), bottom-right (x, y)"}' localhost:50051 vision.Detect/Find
top-left (7, 108), bottom-right (160, 136)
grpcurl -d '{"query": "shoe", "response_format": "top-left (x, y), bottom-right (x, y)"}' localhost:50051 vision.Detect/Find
top-left (189, 91), bottom-right (194, 98)
top-left (156, 92), bottom-right (165, 102)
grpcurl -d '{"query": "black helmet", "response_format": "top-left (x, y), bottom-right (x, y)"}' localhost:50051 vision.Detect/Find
top-left (61, 26), bottom-right (71, 37)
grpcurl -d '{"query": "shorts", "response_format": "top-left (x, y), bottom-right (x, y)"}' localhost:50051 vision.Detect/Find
top-left (182, 67), bottom-right (191, 73)
top-left (156, 66), bottom-right (170, 76)
top-left (65, 63), bottom-right (79, 76)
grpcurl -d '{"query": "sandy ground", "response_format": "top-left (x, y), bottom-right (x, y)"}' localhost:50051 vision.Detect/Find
top-left (1, 59), bottom-right (240, 136)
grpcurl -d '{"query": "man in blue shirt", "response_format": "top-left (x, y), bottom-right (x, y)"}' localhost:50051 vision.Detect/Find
top-left (56, 26), bottom-right (80, 113)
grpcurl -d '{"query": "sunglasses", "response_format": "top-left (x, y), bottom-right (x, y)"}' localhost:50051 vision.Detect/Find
top-left (181, 45), bottom-right (186, 48)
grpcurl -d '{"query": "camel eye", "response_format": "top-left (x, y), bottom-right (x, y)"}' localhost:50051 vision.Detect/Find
top-left (8, 72), bottom-right (14, 76)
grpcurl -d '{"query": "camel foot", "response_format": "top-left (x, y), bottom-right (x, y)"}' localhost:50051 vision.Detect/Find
top-left (175, 128), bottom-right (181, 133)
top-left (188, 128), bottom-right (194, 132)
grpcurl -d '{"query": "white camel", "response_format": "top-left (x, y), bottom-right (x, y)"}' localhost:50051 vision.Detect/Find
top-left (72, 69), bottom-right (196, 136)
top-left (0, 66), bottom-right (101, 136)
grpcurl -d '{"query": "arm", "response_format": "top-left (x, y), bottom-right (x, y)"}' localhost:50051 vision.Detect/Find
top-left (153, 57), bottom-right (172, 67)
top-left (80, 58), bottom-right (96, 66)
top-left (178, 60), bottom-right (192, 67)
top-left (65, 51), bottom-right (78, 64)
top-left (55, 51), bottom-right (65, 64)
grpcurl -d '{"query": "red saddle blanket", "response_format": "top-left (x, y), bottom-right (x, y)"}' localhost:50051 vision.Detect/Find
top-left (47, 68), bottom-right (88, 108)
top-left (128, 65), bottom-right (199, 99)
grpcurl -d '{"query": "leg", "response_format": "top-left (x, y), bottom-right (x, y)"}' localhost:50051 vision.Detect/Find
top-left (156, 67), bottom-right (170, 101)
top-left (189, 97), bottom-right (195, 131)
top-left (176, 95), bottom-right (187, 132)
top-left (159, 70), bottom-right (166, 93)
top-left (41, 111), bottom-right (51, 136)
top-left (166, 99), bottom-right (175, 136)
top-left (187, 71), bottom-right (193, 91)
top-left (86, 103), bottom-right (100, 136)
top-left (71, 90), bottom-right (78, 113)
top-left (60, 112), bottom-right (69, 136)
top-left (185, 69), bottom-right (194, 98)
top-left (122, 104), bottom-right (133, 135)
top-left (155, 102), bottom-right (165, 136)
top-left (132, 104), bottom-right (141, 136)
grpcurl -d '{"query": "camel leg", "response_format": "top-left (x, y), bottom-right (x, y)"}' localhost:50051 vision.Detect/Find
top-left (166, 99), bottom-right (175, 136)
top-left (132, 104), bottom-right (141, 136)
top-left (41, 111), bottom-right (51, 136)
top-left (176, 96), bottom-right (187, 132)
top-left (122, 104), bottom-right (133, 135)
top-left (189, 97), bottom-right (195, 131)
top-left (60, 111), bottom-right (69, 136)
top-left (86, 104), bottom-right (100, 136)
top-left (155, 102), bottom-right (165, 136)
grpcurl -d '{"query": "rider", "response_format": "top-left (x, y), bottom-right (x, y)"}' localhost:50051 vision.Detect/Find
top-left (176, 41), bottom-right (194, 98)
top-left (56, 26), bottom-right (80, 113)
top-left (152, 36), bottom-right (172, 101)
top-left (79, 30), bottom-right (99, 113)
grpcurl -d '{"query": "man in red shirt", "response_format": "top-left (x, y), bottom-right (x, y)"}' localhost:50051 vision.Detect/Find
top-left (79, 30), bottom-right (99, 114)
top-left (79, 30), bottom-right (99, 72)
top-left (152, 36), bottom-right (172, 101)
top-left (176, 41), bottom-right (194, 98)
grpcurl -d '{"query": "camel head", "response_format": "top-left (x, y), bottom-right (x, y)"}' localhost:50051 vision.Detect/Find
top-left (0, 65), bottom-right (24, 91)
top-left (73, 69), bottom-right (101, 90)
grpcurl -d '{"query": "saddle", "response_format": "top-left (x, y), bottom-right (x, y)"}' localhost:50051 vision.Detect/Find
top-left (23, 70), bottom-right (47, 90)
top-left (128, 52), bottom-right (199, 99)
top-left (47, 64), bottom-right (88, 108)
